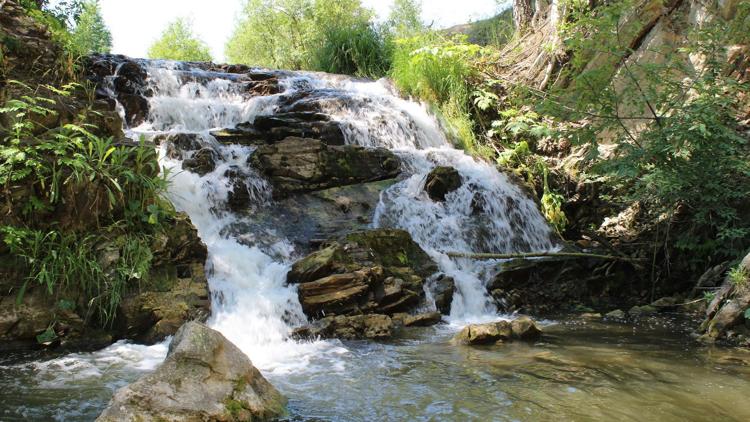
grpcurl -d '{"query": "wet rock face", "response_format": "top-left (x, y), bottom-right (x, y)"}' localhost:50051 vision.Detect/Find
top-left (424, 166), bottom-right (462, 201)
top-left (154, 133), bottom-right (203, 159)
top-left (85, 55), bottom-right (153, 127)
top-left (211, 112), bottom-right (345, 147)
top-left (249, 137), bottom-right (401, 198)
top-left (293, 314), bottom-right (393, 340)
top-left (182, 147), bottom-right (218, 176)
top-left (97, 322), bottom-right (286, 422)
top-left (287, 229), bottom-right (438, 320)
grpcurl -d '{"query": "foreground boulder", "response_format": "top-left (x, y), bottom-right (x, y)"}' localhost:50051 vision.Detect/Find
top-left (452, 317), bottom-right (542, 345)
top-left (97, 322), bottom-right (286, 422)
top-left (287, 229), bottom-right (438, 320)
top-left (424, 166), bottom-right (462, 201)
top-left (249, 137), bottom-right (400, 198)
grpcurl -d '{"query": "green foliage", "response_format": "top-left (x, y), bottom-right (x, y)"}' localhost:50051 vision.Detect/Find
top-left (542, 1), bottom-right (750, 265)
top-left (226, 0), bottom-right (373, 71)
top-left (314, 22), bottom-right (390, 78)
top-left (69, 0), bottom-right (112, 55)
top-left (148, 18), bottom-right (212, 62)
top-left (729, 265), bottom-right (749, 289)
top-left (390, 34), bottom-right (482, 151)
top-left (0, 81), bottom-right (172, 326)
top-left (1, 226), bottom-right (153, 326)
top-left (703, 291), bottom-right (716, 304)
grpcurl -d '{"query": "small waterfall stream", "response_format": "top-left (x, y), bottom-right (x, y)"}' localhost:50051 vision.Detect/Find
top-left (130, 61), bottom-right (555, 364)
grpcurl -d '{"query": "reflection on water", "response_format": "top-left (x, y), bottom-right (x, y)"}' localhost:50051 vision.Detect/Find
top-left (3, 317), bottom-right (748, 421)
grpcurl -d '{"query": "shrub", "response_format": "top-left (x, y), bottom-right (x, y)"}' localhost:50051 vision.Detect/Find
top-left (314, 22), bottom-right (390, 78)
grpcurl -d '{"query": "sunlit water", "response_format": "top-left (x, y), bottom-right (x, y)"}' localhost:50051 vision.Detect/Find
top-left (2, 317), bottom-right (750, 421)
top-left (2, 60), bottom-right (748, 421)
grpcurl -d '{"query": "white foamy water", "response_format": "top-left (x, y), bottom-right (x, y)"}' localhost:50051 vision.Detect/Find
top-left (26, 59), bottom-right (555, 385)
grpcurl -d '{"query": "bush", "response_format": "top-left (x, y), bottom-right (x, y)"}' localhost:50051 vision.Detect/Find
top-left (148, 17), bottom-right (212, 62)
top-left (0, 81), bottom-right (172, 326)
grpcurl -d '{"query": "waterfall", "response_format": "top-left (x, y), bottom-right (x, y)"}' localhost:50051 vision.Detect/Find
top-left (114, 59), bottom-right (555, 370)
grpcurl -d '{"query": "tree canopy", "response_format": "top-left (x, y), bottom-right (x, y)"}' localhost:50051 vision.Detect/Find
top-left (147, 17), bottom-right (212, 62)
top-left (70, 0), bottom-right (111, 54)
top-left (225, 0), bottom-right (374, 70)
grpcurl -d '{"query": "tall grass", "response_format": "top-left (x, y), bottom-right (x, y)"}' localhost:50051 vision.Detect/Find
top-left (314, 23), bottom-right (391, 78)
top-left (389, 34), bottom-right (482, 152)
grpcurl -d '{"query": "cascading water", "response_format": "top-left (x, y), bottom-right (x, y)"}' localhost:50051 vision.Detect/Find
top-left (131, 61), bottom-right (555, 357)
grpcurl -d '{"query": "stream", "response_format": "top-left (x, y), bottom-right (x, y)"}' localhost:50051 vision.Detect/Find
top-left (1, 60), bottom-right (749, 421)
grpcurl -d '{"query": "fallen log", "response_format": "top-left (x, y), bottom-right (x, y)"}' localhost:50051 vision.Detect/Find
top-left (445, 251), bottom-right (647, 263)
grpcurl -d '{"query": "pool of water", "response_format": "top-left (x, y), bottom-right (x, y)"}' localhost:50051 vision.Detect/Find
top-left (2, 316), bottom-right (749, 421)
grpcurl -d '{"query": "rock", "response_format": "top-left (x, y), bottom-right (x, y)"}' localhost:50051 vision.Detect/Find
top-left (403, 312), bottom-right (442, 327)
top-left (117, 93), bottom-right (149, 126)
top-left (427, 274), bottom-right (455, 315)
top-left (424, 166), bottom-right (462, 201)
top-left (651, 296), bottom-right (679, 310)
top-left (97, 322), bottom-right (285, 422)
top-left (580, 312), bottom-right (602, 319)
top-left (452, 321), bottom-right (512, 345)
top-left (182, 147), bottom-right (218, 175)
top-left (287, 229), bottom-right (438, 321)
top-left (628, 305), bottom-right (657, 317)
top-left (489, 256), bottom-right (639, 315)
top-left (211, 112), bottom-right (344, 146)
top-left (296, 267), bottom-right (384, 317)
top-left (510, 316), bottom-right (542, 340)
top-left (702, 296), bottom-right (750, 342)
top-left (154, 133), bottom-right (202, 159)
top-left (292, 314), bottom-right (393, 340)
top-left (605, 309), bottom-right (626, 319)
top-left (249, 137), bottom-right (400, 198)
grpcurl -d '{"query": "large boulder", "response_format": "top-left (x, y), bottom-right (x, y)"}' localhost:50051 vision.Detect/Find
top-left (293, 314), bottom-right (393, 340)
top-left (97, 322), bottom-right (286, 422)
top-left (424, 166), bottom-right (462, 201)
top-left (287, 229), bottom-right (438, 320)
top-left (249, 137), bottom-right (400, 198)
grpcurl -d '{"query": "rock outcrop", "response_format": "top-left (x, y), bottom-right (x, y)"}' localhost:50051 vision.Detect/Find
top-left (287, 229), bottom-right (438, 320)
top-left (699, 251), bottom-right (750, 345)
top-left (211, 112), bottom-right (345, 147)
top-left (424, 166), bottom-right (462, 201)
top-left (97, 322), bottom-right (286, 422)
top-left (249, 137), bottom-right (401, 198)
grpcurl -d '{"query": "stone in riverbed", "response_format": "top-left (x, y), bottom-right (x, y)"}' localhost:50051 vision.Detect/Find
top-left (628, 305), bottom-right (657, 317)
top-left (452, 321), bottom-right (512, 345)
top-left (424, 166), bottom-right (462, 201)
top-left (511, 316), bottom-right (542, 340)
top-left (605, 309), bottom-right (626, 319)
top-left (96, 322), bottom-right (286, 422)
top-left (403, 312), bottom-right (442, 327)
top-left (292, 314), bottom-right (393, 340)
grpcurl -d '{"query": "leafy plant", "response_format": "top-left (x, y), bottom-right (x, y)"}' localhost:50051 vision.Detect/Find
top-left (728, 265), bottom-right (749, 289)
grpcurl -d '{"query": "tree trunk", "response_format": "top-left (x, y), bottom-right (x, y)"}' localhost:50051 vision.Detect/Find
top-left (514, 0), bottom-right (535, 31)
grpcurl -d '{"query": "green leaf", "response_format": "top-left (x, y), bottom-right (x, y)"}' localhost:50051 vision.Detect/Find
top-left (35, 326), bottom-right (57, 345)
top-left (744, 308), bottom-right (750, 320)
